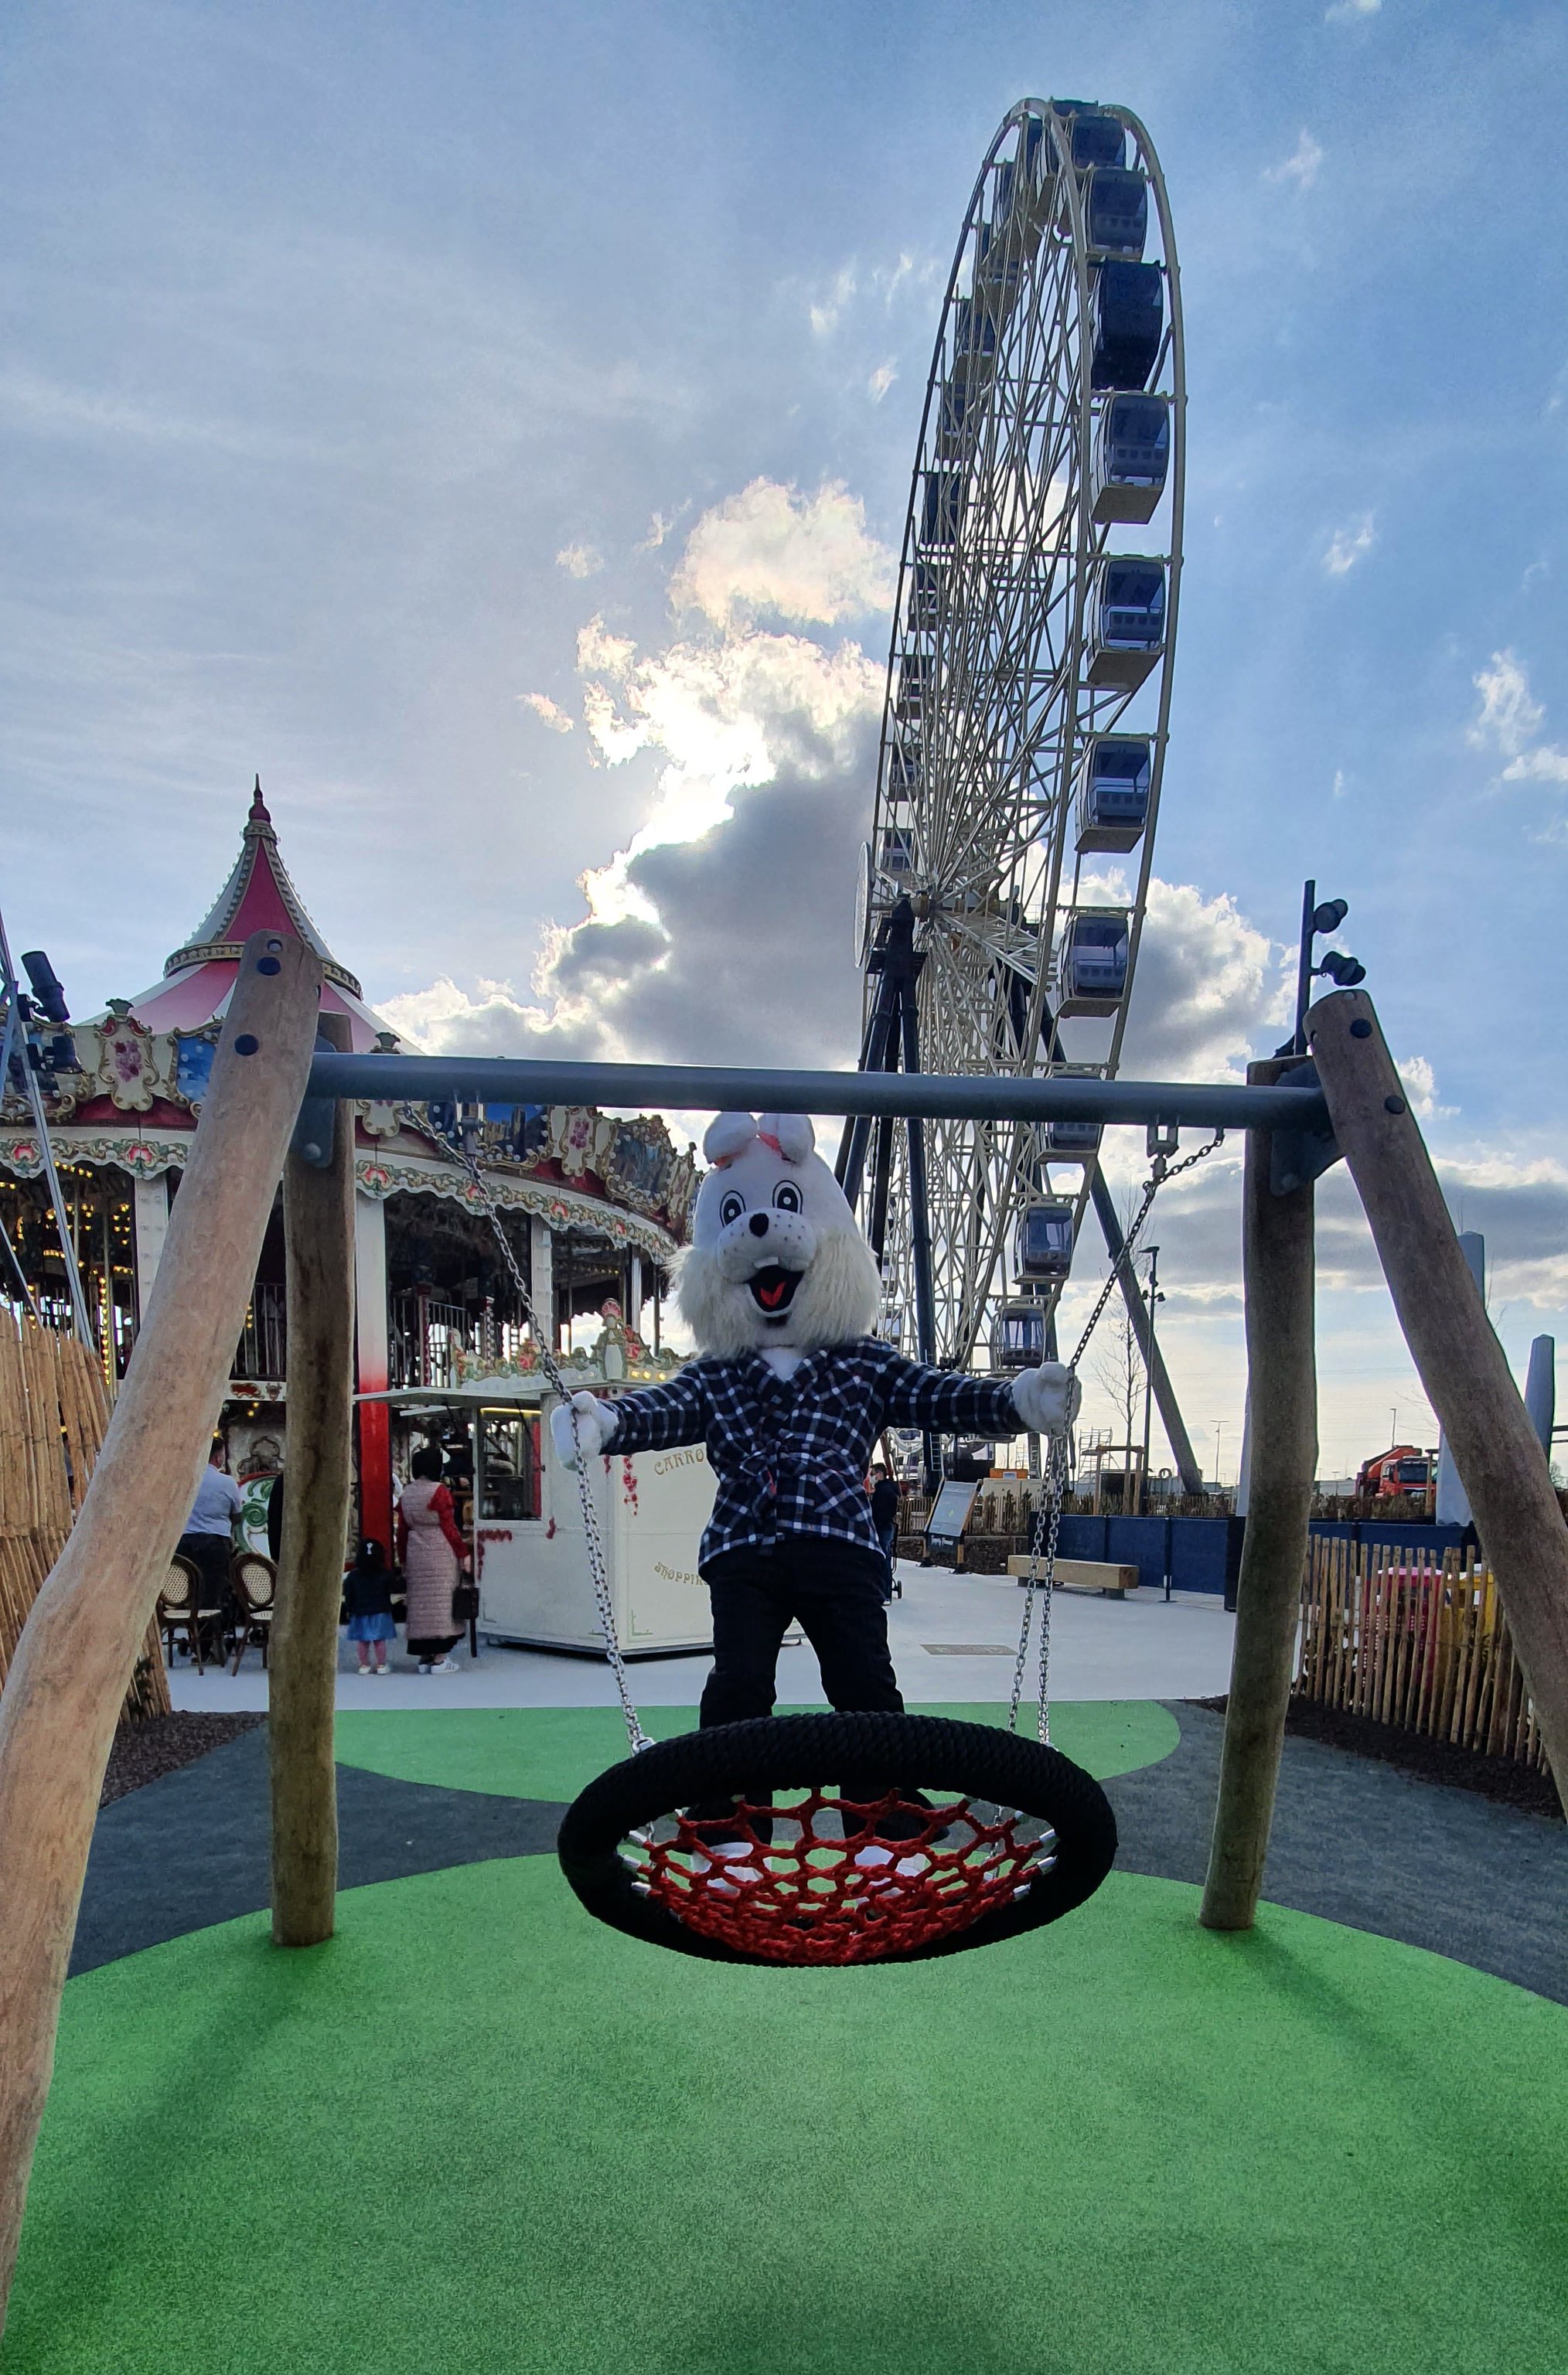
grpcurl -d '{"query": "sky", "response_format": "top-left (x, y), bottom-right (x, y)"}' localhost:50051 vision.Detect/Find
top-left (4, 0), bottom-right (1568, 1481)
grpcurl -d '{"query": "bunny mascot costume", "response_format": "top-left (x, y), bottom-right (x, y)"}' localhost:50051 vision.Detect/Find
top-left (552, 1113), bottom-right (1079, 1732)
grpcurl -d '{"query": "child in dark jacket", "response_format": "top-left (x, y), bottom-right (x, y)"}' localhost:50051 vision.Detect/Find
top-left (343, 1537), bottom-right (397, 1675)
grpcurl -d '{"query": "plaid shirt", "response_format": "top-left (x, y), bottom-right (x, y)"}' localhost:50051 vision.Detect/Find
top-left (605, 1340), bottom-right (1019, 1571)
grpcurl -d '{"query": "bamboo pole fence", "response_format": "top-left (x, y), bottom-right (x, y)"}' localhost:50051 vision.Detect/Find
top-left (1294, 1536), bottom-right (1553, 1776)
top-left (0, 1306), bottom-right (169, 1722)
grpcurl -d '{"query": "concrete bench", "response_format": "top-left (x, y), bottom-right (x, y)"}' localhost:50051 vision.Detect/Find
top-left (1006, 1556), bottom-right (1139, 1599)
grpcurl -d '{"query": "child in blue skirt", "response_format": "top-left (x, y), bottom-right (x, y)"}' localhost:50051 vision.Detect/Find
top-left (343, 1537), bottom-right (397, 1675)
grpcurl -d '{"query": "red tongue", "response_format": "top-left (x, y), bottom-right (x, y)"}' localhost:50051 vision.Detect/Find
top-left (758, 1277), bottom-right (786, 1310)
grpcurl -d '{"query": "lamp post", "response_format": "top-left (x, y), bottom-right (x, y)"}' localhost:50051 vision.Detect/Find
top-left (1287, 881), bottom-right (1366, 1057)
top-left (1140, 1244), bottom-right (1161, 1515)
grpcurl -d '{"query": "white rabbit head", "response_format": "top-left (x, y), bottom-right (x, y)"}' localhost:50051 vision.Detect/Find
top-left (675, 1113), bottom-right (881, 1358)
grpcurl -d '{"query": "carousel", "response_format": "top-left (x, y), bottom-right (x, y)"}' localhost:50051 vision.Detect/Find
top-left (0, 781), bottom-right (697, 1555)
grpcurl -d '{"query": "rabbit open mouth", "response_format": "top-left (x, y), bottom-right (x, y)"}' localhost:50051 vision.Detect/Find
top-left (748, 1264), bottom-right (803, 1315)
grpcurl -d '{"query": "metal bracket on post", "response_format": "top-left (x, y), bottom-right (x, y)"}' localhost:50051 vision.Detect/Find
top-left (1267, 1059), bottom-right (1341, 1198)
top-left (1146, 1119), bottom-right (1179, 1162)
top-left (289, 1032), bottom-right (340, 1170)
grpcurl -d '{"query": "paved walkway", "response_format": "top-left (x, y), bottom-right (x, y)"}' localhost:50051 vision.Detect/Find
top-left (174, 1560), bottom-right (1238, 1712)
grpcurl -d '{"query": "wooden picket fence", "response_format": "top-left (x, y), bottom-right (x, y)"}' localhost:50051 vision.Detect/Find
top-left (0, 1304), bottom-right (169, 1719)
top-left (1294, 1536), bottom-right (1550, 1774)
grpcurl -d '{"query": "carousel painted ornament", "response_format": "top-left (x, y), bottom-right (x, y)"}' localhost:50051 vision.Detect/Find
top-left (94, 1012), bottom-right (165, 1113)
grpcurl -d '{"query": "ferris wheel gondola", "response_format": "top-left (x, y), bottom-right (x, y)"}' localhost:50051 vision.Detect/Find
top-left (847, 99), bottom-right (1185, 1378)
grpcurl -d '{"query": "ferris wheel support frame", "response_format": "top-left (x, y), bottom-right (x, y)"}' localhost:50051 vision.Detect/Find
top-left (1088, 1165), bottom-right (1202, 1493)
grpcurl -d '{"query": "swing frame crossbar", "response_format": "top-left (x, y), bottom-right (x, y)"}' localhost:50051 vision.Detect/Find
top-left (305, 1050), bottom-right (1329, 1139)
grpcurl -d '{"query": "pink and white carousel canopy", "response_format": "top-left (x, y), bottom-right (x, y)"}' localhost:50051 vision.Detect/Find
top-left (100, 779), bottom-right (390, 1051)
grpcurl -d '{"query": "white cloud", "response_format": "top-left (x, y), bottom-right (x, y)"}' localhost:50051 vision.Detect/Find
top-left (1332, 768), bottom-right (1349, 799)
top-left (1326, 0), bottom-right (1380, 17)
top-left (1266, 131), bottom-right (1324, 190)
top-left (574, 610), bottom-right (881, 916)
top-left (809, 263), bottom-right (857, 337)
top-left (636, 507), bottom-right (685, 553)
top-left (868, 361), bottom-right (897, 404)
top-left (1467, 649), bottom-right (1568, 801)
top-left (555, 542), bottom-right (602, 580)
top-left (1391, 1053), bottom-right (1454, 1120)
top-left (667, 477), bottom-right (896, 632)
top-left (1502, 744), bottom-right (1568, 785)
top-left (1109, 874), bottom-right (1293, 1084)
top-left (378, 973), bottom-right (550, 1053)
top-left (518, 691), bottom-right (574, 734)
top-left (1469, 648), bottom-right (1543, 755)
top-left (1323, 512), bottom-right (1375, 575)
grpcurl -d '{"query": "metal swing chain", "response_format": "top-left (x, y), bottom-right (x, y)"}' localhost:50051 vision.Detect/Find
top-left (1007, 1130), bottom-right (1225, 1746)
top-left (405, 1108), bottom-right (652, 1753)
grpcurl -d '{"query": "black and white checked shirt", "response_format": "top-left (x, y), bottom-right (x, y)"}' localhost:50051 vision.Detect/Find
top-left (605, 1341), bottom-right (1019, 1573)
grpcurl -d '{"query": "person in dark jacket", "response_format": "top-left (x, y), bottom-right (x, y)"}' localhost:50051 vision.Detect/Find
top-left (869, 1465), bottom-right (903, 1601)
top-left (343, 1537), bottom-right (397, 1675)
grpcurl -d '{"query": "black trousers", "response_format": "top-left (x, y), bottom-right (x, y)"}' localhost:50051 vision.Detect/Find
top-left (700, 1539), bottom-right (905, 1729)
top-left (176, 1532), bottom-right (233, 1640)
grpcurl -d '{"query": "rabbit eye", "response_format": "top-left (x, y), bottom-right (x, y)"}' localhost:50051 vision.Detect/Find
top-left (773, 1182), bottom-right (802, 1213)
top-left (720, 1191), bottom-right (745, 1228)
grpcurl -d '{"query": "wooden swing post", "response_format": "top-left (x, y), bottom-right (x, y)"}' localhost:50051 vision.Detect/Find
top-left (1200, 1061), bottom-right (1318, 1930)
top-left (0, 934), bottom-right (321, 2331)
top-left (269, 1012), bottom-right (356, 1947)
top-left (1307, 988), bottom-right (1568, 1814)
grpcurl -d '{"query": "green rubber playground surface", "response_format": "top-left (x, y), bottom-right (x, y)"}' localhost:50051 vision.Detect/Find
top-left (12, 1856), bottom-right (1567, 2373)
top-left (331, 1696), bottom-right (1181, 1803)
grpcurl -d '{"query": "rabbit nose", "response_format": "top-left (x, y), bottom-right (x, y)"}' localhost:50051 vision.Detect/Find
top-left (748, 1212), bottom-right (770, 1238)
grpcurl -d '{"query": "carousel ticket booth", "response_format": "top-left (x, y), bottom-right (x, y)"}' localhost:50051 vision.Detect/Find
top-left (366, 1372), bottom-right (717, 1657)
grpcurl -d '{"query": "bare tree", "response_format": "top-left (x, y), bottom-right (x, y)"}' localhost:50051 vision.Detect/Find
top-left (1092, 1301), bottom-right (1143, 1464)
top-left (1089, 1188), bottom-right (1147, 1505)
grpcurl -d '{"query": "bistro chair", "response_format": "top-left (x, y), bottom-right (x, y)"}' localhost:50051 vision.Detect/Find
top-left (230, 1552), bottom-right (278, 1675)
top-left (158, 1553), bottom-right (225, 1675)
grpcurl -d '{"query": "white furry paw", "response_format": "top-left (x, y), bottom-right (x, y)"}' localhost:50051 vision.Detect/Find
top-left (1011, 1362), bottom-right (1082, 1438)
top-left (549, 1390), bottom-right (617, 1467)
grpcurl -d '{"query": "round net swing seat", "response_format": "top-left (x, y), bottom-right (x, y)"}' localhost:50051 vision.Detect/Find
top-left (557, 1712), bottom-right (1117, 1968)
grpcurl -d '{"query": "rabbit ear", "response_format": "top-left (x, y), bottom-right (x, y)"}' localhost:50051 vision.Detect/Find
top-left (758, 1113), bottom-right (815, 1164)
top-left (703, 1112), bottom-right (758, 1167)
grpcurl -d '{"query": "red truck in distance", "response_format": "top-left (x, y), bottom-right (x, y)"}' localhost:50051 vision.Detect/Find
top-left (1355, 1445), bottom-right (1437, 1500)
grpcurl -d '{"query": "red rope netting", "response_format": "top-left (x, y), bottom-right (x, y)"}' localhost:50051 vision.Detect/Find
top-left (627, 1791), bottom-right (1058, 1966)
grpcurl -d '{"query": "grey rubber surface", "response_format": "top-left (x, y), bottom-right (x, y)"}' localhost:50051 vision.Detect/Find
top-left (70, 1729), bottom-right (567, 1976)
top-left (71, 1702), bottom-right (1568, 2002)
top-left (1107, 1701), bottom-right (1568, 2006)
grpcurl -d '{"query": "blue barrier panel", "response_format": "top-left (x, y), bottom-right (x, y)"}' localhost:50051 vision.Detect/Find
top-left (1054, 1515), bottom-right (1110, 1566)
top-left (1304, 1520), bottom-right (1475, 1560)
top-left (1106, 1515), bottom-right (1169, 1591)
top-left (1168, 1517), bottom-right (1242, 1596)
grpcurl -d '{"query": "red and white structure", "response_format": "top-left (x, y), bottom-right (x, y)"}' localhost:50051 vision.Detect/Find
top-left (0, 782), bottom-right (697, 1545)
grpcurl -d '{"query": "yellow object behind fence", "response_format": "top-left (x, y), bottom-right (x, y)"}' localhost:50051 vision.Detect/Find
top-left (1295, 1537), bottom-right (1547, 1771)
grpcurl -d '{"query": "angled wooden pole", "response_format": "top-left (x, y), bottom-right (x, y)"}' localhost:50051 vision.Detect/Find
top-left (1308, 986), bottom-right (1568, 1814)
top-left (1201, 1061), bottom-right (1317, 1930)
top-left (270, 1012), bottom-right (356, 1947)
top-left (0, 933), bottom-right (321, 2331)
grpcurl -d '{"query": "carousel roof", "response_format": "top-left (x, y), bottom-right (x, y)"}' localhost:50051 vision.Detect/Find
top-left (104, 780), bottom-right (393, 1051)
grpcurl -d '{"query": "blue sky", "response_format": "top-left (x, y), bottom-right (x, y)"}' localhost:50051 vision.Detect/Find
top-left (5, 0), bottom-right (1567, 1476)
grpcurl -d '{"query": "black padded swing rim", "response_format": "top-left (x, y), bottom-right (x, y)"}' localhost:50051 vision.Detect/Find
top-left (555, 1711), bottom-right (1119, 1966)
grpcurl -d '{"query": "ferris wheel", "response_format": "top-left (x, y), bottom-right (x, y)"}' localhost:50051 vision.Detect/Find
top-left (846, 97), bottom-right (1185, 1377)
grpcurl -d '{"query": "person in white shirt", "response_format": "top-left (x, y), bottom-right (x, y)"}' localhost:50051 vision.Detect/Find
top-left (176, 1440), bottom-right (243, 1653)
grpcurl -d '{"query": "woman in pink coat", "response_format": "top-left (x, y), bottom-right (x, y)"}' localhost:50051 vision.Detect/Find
top-left (397, 1445), bottom-right (469, 1675)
